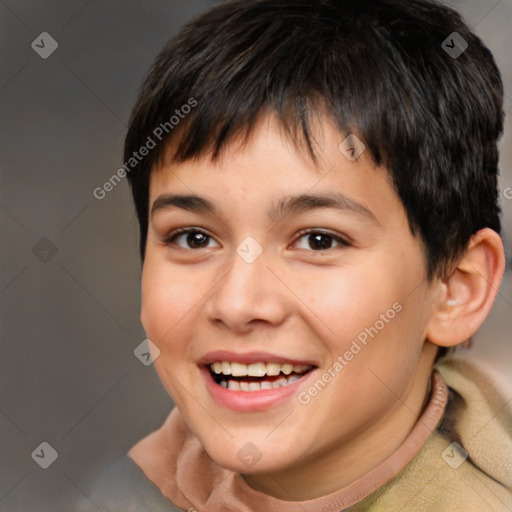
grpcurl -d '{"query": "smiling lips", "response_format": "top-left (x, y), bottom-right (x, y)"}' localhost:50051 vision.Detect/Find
top-left (209, 361), bottom-right (314, 392)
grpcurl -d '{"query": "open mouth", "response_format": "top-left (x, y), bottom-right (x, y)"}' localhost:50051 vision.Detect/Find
top-left (208, 361), bottom-right (315, 392)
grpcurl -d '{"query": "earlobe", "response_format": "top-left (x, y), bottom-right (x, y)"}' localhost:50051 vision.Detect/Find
top-left (426, 228), bottom-right (505, 348)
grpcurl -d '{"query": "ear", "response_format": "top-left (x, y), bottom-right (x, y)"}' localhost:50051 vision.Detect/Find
top-left (426, 228), bottom-right (505, 347)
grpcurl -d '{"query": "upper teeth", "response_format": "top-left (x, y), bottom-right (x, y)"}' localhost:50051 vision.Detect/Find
top-left (210, 361), bottom-right (311, 377)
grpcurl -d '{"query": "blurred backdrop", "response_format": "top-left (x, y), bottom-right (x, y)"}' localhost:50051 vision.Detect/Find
top-left (0, 1), bottom-right (511, 510)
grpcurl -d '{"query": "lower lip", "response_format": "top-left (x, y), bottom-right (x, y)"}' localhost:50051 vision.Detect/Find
top-left (201, 366), bottom-right (315, 412)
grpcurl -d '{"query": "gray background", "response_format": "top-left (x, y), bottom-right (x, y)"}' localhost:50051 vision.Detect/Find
top-left (0, 1), bottom-right (510, 510)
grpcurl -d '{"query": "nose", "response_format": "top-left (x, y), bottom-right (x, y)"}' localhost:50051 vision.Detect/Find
top-left (205, 248), bottom-right (289, 332)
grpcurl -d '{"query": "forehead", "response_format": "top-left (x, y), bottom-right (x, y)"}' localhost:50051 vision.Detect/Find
top-left (147, 113), bottom-right (405, 231)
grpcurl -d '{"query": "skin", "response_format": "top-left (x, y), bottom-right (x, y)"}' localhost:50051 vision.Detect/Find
top-left (128, 113), bottom-right (505, 501)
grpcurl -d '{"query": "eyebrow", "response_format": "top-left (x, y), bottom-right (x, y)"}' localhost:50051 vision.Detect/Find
top-left (150, 192), bottom-right (380, 225)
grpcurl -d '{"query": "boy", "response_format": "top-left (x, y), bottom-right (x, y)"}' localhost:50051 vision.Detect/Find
top-left (82, 0), bottom-right (512, 510)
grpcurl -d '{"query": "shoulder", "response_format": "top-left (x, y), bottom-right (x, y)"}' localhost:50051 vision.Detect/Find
top-left (400, 430), bottom-right (509, 510)
top-left (360, 357), bottom-right (512, 511)
top-left (434, 356), bottom-right (512, 492)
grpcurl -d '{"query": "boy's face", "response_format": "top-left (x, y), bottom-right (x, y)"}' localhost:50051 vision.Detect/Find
top-left (141, 114), bottom-right (440, 488)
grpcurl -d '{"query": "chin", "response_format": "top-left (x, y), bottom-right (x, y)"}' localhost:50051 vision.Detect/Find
top-left (203, 441), bottom-right (294, 475)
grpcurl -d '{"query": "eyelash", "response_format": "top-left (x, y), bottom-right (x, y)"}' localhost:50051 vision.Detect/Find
top-left (162, 227), bottom-right (351, 252)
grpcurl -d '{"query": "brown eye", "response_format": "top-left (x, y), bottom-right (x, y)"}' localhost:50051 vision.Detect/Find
top-left (294, 230), bottom-right (350, 251)
top-left (164, 228), bottom-right (218, 250)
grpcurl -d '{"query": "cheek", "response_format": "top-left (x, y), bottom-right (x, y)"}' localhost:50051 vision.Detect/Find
top-left (303, 261), bottom-right (425, 390)
top-left (293, 264), bottom-right (399, 343)
top-left (140, 261), bottom-right (203, 405)
top-left (140, 259), bottom-right (204, 341)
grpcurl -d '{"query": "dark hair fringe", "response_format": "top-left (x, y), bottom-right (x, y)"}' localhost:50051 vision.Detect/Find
top-left (124, 0), bottom-right (504, 282)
